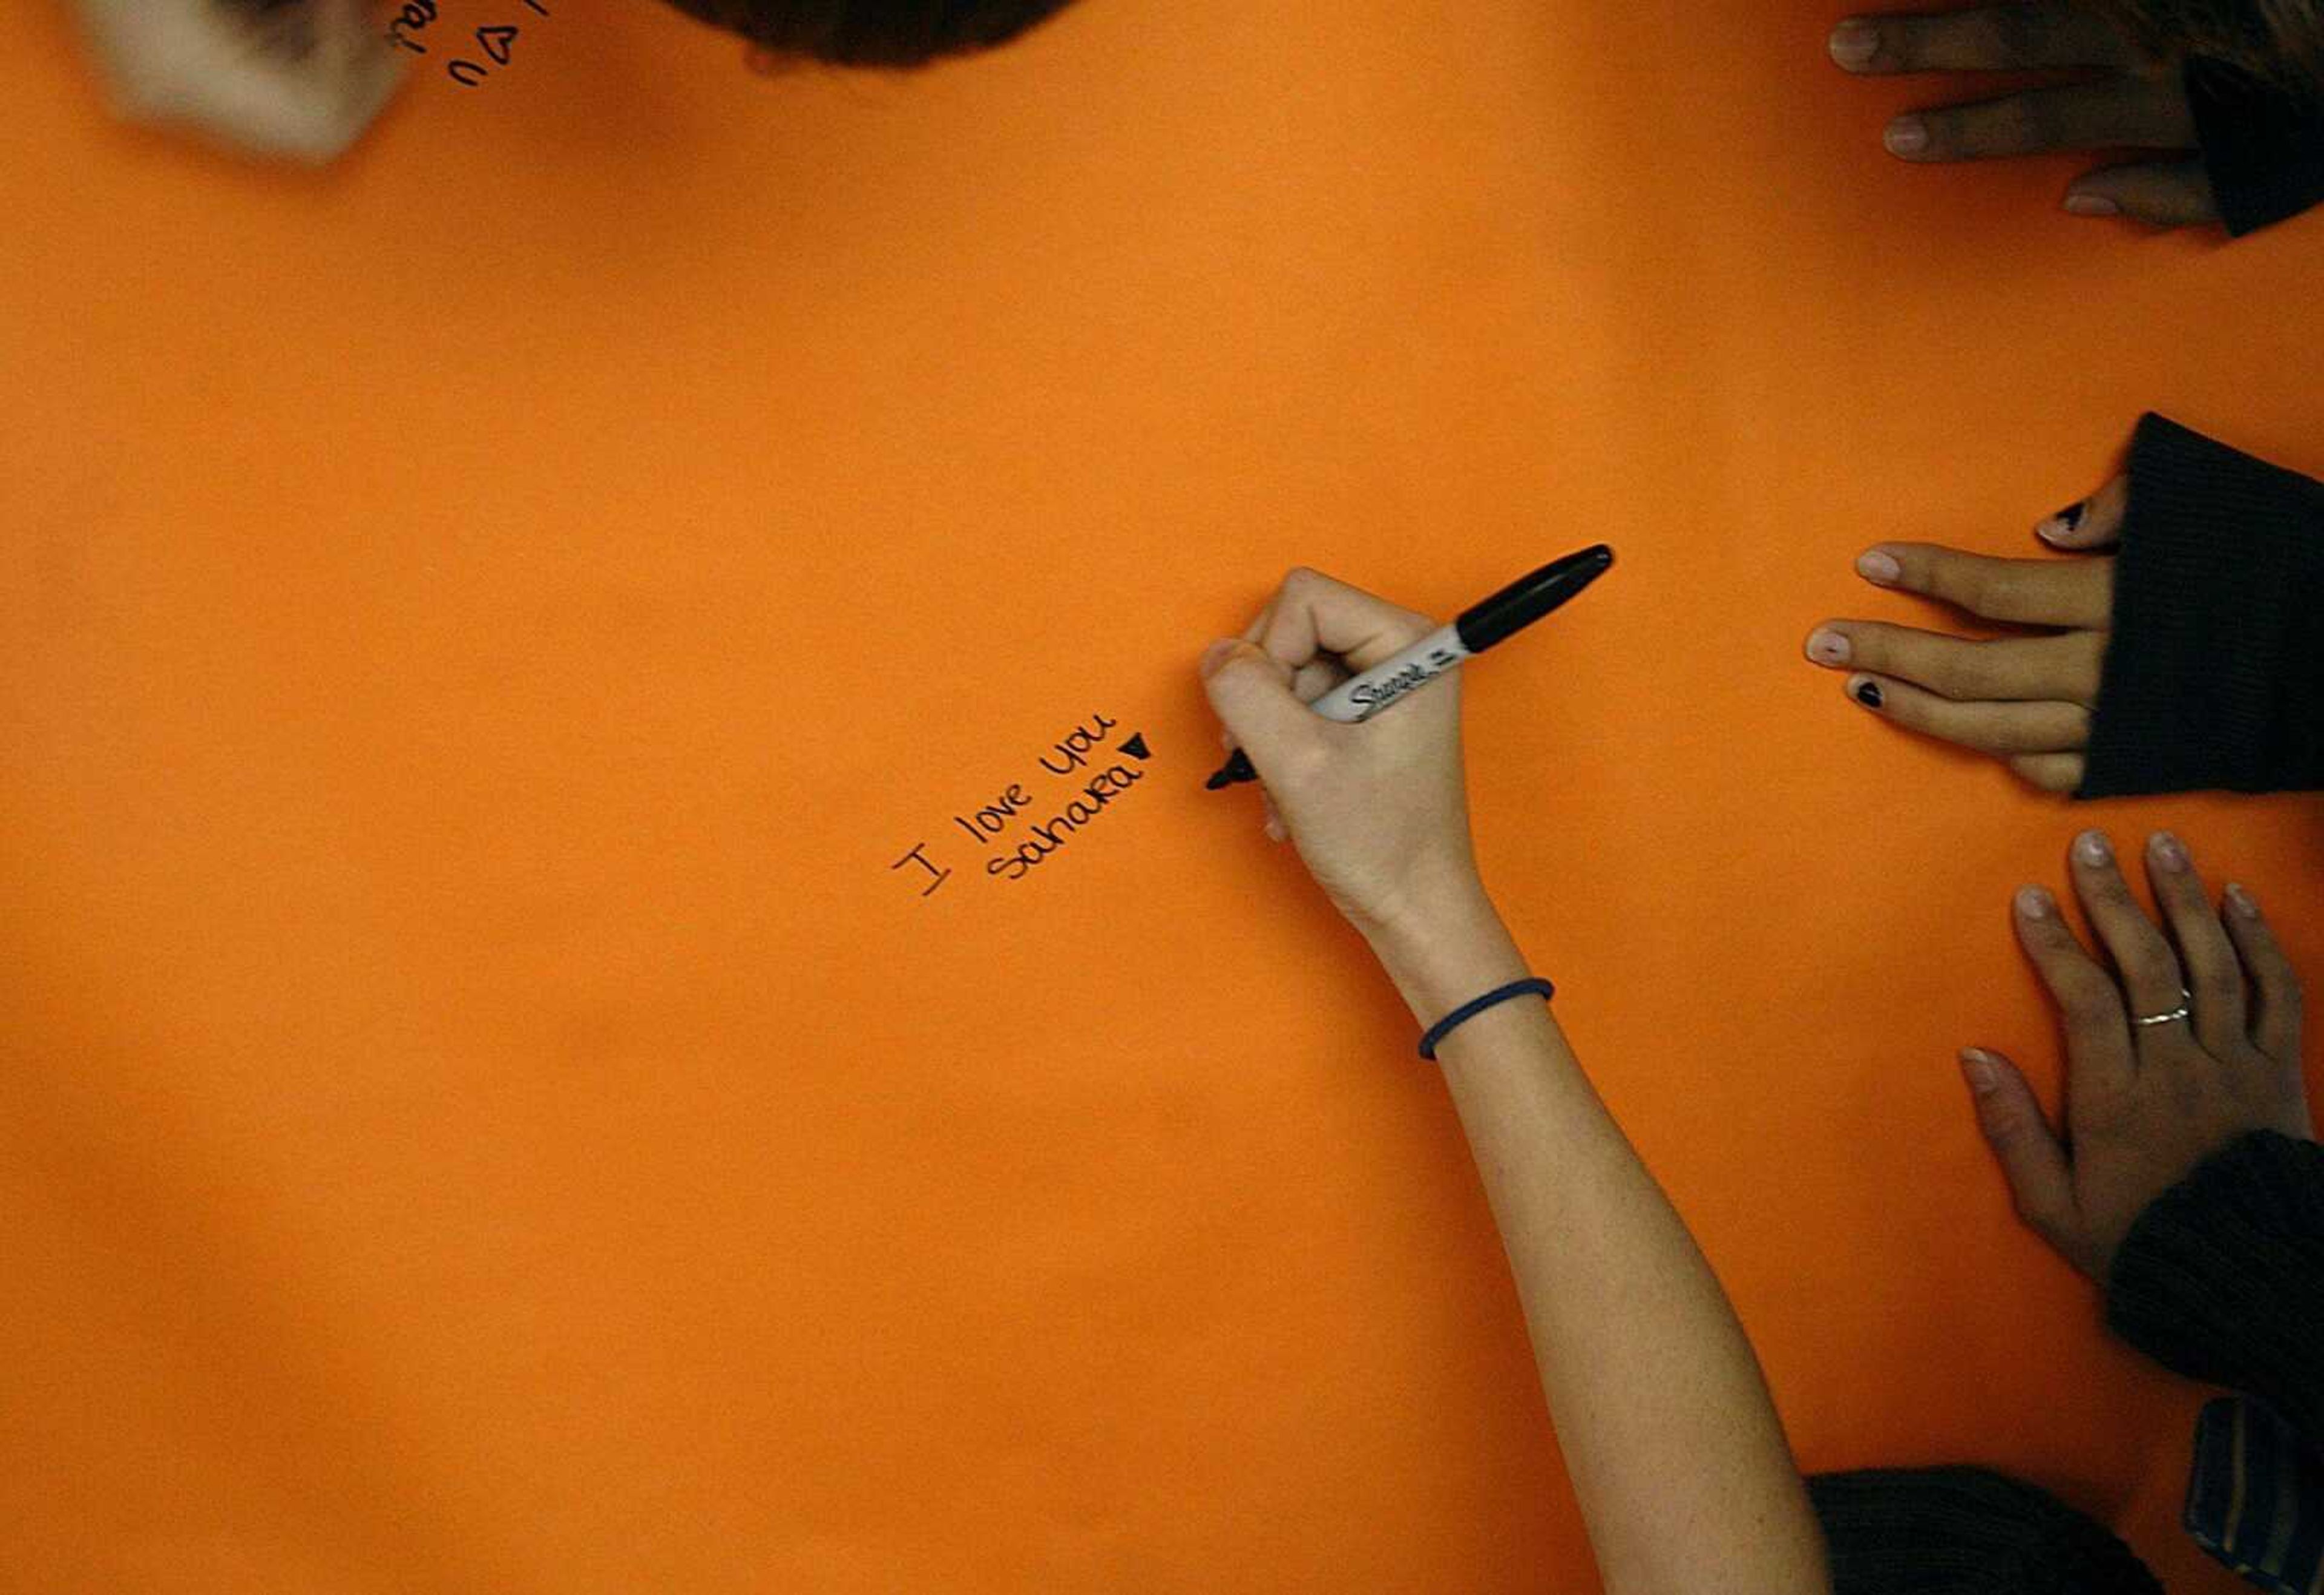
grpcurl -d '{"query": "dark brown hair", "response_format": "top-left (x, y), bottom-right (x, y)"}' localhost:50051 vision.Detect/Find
top-left (660, 0), bottom-right (1078, 67)
top-left (2094, 0), bottom-right (2324, 89)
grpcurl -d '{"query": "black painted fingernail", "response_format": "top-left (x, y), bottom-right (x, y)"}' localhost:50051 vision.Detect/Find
top-left (2039, 502), bottom-right (2090, 544)
top-left (1854, 681), bottom-right (1884, 710)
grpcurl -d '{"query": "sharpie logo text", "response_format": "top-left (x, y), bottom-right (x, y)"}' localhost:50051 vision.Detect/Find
top-left (1347, 662), bottom-right (1446, 718)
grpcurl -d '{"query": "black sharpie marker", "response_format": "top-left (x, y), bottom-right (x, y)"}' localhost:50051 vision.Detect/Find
top-left (1204, 545), bottom-right (1615, 791)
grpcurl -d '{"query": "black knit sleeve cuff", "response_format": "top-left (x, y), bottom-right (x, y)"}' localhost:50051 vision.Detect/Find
top-left (2188, 58), bottom-right (2324, 238)
top-left (2078, 415), bottom-right (2324, 799)
top-left (2105, 1131), bottom-right (2324, 1441)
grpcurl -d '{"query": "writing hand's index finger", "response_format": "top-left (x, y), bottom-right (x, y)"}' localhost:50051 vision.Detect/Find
top-left (1253, 567), bottom-right (1438, 677)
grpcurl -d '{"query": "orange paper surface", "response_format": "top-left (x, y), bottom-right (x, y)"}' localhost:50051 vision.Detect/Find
top-left (5, 1), bottom-right (2319, 1589)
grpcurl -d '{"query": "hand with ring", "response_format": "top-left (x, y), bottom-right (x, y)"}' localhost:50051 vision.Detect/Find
top-left (1961, 829), bottom-right (2313, 1279)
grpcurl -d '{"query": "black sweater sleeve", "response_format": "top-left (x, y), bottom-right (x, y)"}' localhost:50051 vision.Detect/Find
top-left (2076, 415), bottom-right (2324, 799)
top-left (2105, 1131), bottom-right (2324, 1442)
top-left (2188, 58), bottom-right (2324, 238)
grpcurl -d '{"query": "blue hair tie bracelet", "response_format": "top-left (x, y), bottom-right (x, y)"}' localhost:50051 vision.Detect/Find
top-left (1418, 978), bottom-right (1555, 1062)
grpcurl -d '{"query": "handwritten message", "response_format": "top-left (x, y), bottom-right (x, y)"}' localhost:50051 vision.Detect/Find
top-left (386, 0), bottom-right (553, 88)
top-left (891, 714), bottom-right (1155, 898)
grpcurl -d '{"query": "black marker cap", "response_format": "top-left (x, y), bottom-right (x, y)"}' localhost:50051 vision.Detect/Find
top-left (1454, 544), bottom-right (1613, 654)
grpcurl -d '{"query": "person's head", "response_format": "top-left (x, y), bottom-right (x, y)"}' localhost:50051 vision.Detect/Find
top-left (661, 0), bottom-right (1078, 68)
top-left (2096, 0), bottom-right (2324, 90)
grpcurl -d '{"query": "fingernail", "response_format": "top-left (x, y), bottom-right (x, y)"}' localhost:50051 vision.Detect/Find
top-left (1806, 627), bottom-right (1853, 667)
top-left (1829, 20), bottom-right (1881, 68)
top-left (2074, 829), bottom-right (2113, 867)
top-left (2038, 502), bottom-right (2087, 542)
top-left (2016, 885), bottom-right (2055, 920)
top-left (1200, 640), bottom-right (1237, 677)
top-left (2227, 882), bottom-right (2261, 919)
top-left (1856, 548), bottom-right (1903, 585)
top-left (2064, 193), bottom-right (2122, 218)
top-left (2149, 831), bottom-right (2190, 873)
top-left (1960, 1049), bottom-right (2001, 1094)
top-left (1852, 678), bottom-right (1885, 710)
top-left (1885, 117), bottom-right (1931, 157)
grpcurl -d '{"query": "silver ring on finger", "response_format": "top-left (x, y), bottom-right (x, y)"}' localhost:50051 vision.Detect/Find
top-left (2134, 988), bottom-right (2193, 1028)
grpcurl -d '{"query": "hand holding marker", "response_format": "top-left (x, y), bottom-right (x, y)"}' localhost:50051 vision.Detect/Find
top-left (1204, 545), bottom-right (1617, 791)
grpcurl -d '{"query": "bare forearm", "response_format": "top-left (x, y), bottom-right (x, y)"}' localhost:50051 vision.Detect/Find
top-left (1369, 887), bottom-right (1828, 1595)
